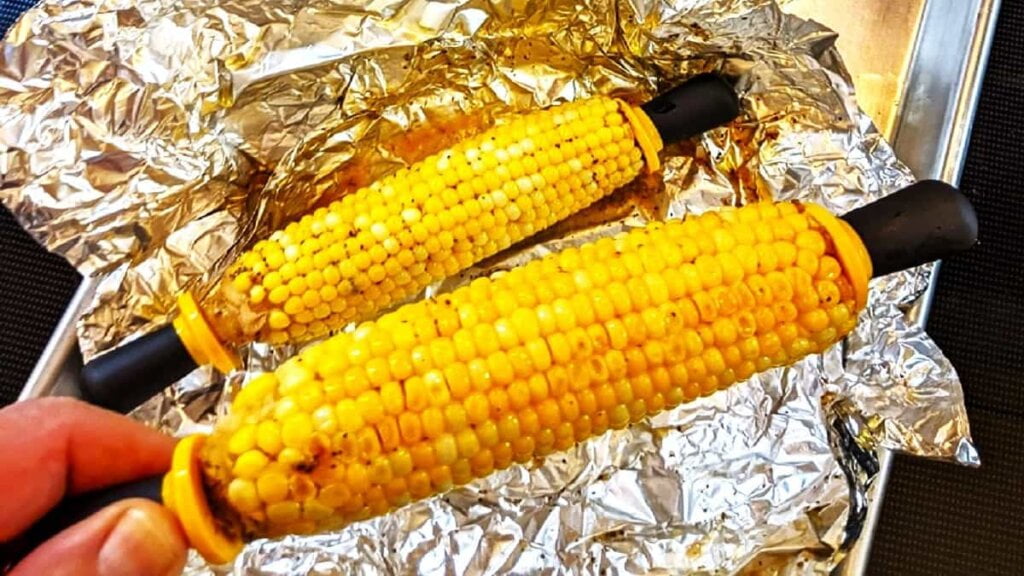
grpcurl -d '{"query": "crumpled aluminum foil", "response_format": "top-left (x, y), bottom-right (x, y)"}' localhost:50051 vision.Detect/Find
top-left (0, 0), bottom-right (976, 573)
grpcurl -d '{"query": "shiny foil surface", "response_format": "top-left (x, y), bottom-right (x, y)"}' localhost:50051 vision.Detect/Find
top-left (0, 0), bottom-right (975, 573)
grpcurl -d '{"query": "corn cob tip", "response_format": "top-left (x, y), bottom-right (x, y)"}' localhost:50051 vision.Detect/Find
top-left (163, 434), bottom-right (243, 565)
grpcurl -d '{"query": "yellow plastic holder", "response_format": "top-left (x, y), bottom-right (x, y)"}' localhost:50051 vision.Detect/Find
top-left (173, 292), bottom-right (241, 374)
top-left (162, 435), bottom-right (243, 565)
top-left (803, 203), bottom-right (873, 311)
top-left (620, 101), bottom-right (665, 174)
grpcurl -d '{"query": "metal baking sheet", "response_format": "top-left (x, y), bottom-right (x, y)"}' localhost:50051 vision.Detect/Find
top-left (16, 0), bottom-right (1000, 573)
top-left (787, 1), bottom-right (1000, 573)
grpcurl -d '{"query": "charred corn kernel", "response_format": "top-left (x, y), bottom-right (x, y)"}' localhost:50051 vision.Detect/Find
top-left (200, 96), bottom-right (657, 352)
top-left (196, 200), bottom-right (870, 547)
top-left (277, 447), bottom-right (306, 467)
top-left (289, 474), bottom-right (316, 501)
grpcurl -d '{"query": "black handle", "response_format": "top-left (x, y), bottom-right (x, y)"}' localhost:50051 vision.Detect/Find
top-left (641, 73), bottom-right (741, 144)
top-left (80, 324), bottom-right (198, 414)
top-left (0, 476), bottom-right (164, 572)
top-left (841, 180), bottom-right (979, 278)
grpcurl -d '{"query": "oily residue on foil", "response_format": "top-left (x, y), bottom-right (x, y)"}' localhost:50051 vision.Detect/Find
top-left (0, 0), bottom-right (974, 573)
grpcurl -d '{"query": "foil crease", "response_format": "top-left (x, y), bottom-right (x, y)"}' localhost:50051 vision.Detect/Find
top-left (0, 0), bottom-right (975, 573)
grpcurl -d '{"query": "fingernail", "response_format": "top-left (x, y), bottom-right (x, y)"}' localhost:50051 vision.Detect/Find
top-left (98, 507), bottom-right (183, 576)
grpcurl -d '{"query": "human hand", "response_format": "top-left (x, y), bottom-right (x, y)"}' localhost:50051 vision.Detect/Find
top-left (0, 397), bottom-right (187, 576)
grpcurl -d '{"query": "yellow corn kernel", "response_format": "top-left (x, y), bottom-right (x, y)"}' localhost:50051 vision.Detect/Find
top-left (233, 374), bottom-right (278, 412)
top-left (378, 417), bottom-right (401, 452)
top-left (398, 412), bottom-right (423, 443)
top-left (304, 500), bottom-right (334, 522)
top-left (256, 471), bottom-right (290, 504)
top-left (311, 405), bottom-right (336, 434)
top-left (277, 447), bottom-right (306, 467)
top-left (335, 399), bottom-right (363, 434)
top-left (232, 450), bottom-right (269, 480)
top-left (226, 478), bottom-right (262, 514)
top-left (444, 364), bottom-right (472, 399)
top-left (256, 421), bottom-right (283, 456)
top-left (389, 449), bottom-right (414, 477)
top-left (356, 391), bottom-right (385, 424)
top-left (435, 434), bottom-right (458, 465)
top-left (268, 310), bottom-right (291, 330)
top-left (347, 463), bottom-right (370, 493)
top-left (404, 377), bottom-right (429, 411)
top-left (280, 414), bottom-right (314, 449)
top-left (227, 425), bottom-right (257, 456)
top-left (266, 502), bottom-right (301, 525)
top-left (381, 381), bottom-right (404, 416)
top-left (421, 407), bottom-right (445, 439)
top-left (465, 393), bottom-right (489, 425)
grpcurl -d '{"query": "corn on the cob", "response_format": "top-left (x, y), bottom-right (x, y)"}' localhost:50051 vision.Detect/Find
top-left (173, 199), bottom-right (869, 559)
top-left (202, 96), bottom-right (662, 351)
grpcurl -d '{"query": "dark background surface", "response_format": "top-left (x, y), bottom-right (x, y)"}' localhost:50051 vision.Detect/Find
top-left (1, 2), bottom-right (1021, 574)
top-left (865, 1), bottom-right (1024, 573)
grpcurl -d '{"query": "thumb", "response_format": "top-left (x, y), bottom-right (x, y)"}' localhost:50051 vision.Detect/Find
top-left (9, 499), bottom-right (188, 576)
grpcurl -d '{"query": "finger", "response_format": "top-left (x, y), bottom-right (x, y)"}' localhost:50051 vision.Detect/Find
top-left (8, 499), bottom-right (187, 576)
top-left (0, 397), bottom-right (175, 540)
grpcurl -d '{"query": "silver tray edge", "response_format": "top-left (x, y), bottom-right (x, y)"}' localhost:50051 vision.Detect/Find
top-left (838, 0), bottom-right (1000, 573)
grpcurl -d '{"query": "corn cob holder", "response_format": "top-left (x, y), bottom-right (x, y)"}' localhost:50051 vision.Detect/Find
top-left (79, 74), bottom-right (741, 414)
top-left (3, 180), bottom-right (976, 569)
